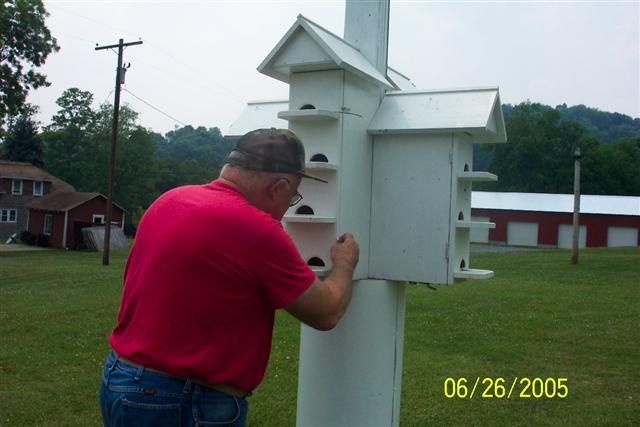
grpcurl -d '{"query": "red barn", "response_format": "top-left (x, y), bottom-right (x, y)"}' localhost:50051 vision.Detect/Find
top-left (26, 192), bottom-right (125, 249)
top-left (470, 192), bottom-right (640, 248)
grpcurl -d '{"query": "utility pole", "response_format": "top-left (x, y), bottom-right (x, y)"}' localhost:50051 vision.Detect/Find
top-left (571, 146), bottom-right (581, 264)
top-left (95, 39), bottom-right (142, 265)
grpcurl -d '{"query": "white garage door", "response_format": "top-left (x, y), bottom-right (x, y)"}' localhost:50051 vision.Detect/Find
top-left (607, 227), bottom-right (639, 247)
top-left (507, 221), bottom-right (538, 247)
top-left (470, 216), bottom-right (490, 243)
top-left (557, 224), bottom-right (587, 249)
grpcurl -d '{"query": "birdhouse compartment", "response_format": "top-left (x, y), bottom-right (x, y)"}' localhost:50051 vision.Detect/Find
top-left (285, 222), bottom-right (335, 276)
top-left (284, 168), bottom-right (337, 219)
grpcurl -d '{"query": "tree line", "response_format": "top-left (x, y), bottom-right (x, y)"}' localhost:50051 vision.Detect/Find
top-left (3, 88), bottom-right (638, 229)
top-left (2, 88), bottom-right (233, 227)
top-left (475, 102), bottom-right (639, 196)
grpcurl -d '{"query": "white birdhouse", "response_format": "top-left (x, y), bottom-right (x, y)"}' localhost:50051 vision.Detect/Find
top-left (256, 15), bottom-right (396, 280)
top-left (228, 15), bottom-right (507, 286)
top-left (368, 87), bottom-right (507, 283)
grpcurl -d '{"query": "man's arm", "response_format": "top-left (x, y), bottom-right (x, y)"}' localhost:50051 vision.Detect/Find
top-left (285, 233), bottom-right (359, 331)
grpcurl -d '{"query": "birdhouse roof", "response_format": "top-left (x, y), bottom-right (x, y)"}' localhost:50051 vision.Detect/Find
top-left (226, 99), bottom-right (289, 138)
top-left (386, 67), bottom-right (415, 91)
top-left (368, 87), bottom-right (507, 143)
top-left (472, 191), bottom-right (640, 216)
top-left (258, 15), bottom-right (393, 89)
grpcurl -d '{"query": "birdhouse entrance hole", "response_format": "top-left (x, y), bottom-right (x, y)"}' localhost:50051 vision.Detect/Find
top-left (310, 153), bottom-right (329, 162)
top-left (296, 205), bottom-right (314, 215)
top-left (300, 104), bottom-right (316, 110)
top-left (460, 259), bottom-right (466, 269)
top-left (308, 257), bottom-right (325, 267)
top-left (458, 212), bottom-right (464, 220)
top-left (464, 164), bottom-right (470, 172)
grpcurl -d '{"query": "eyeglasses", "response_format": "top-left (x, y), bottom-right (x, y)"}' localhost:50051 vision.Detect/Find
top-left (280, 177), bottom-right (303, 207)
top-left (289, 192), bottom-right (303, 207)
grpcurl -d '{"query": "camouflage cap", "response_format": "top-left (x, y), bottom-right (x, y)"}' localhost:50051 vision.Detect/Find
top-left (227, 128), bottom-right (327, 183)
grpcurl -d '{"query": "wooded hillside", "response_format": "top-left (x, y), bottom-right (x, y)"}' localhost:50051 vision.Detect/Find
top-left (475, 102), bottom-right (639, 196)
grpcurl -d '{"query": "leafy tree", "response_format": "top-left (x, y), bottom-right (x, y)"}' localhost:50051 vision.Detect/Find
top-left (89, 102), bottom-right (141, 195)
top-left (155, 125), bottom-right (233, 193)
top-left (42, 124), bottom-right (98, 190)
top-left (42, 89), bottom-right (102, 191)
top-left (556, 104), bottom-right (640, 144)
top-left (477, 102), bottom-right (639, 195)
top-left (114, 126), bottom-right (159, 214)
top-left (478, 102), bottom-right (585, 193)
top-left (611, 137), bottom-right (640, 195)
top-left (582, 137), bottom-right (640, 196)
top-left (39, 88), bottom-right (243, 230)
top-left (0, 0), bottom-right (59, 131)
top-left (160, 125), bottom-right (232, 162)
top-left (131, 206), bottom-right (146, 228)
top-left (48, 88), bottom-right (96, 131)
top-left (3, 111), bottom-right (43, 166)
top-left (42, 90), bottom-right (151, 206)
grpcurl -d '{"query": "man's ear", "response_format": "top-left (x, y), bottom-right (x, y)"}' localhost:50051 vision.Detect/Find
top-left (268, 178), bottom-right (289, 202)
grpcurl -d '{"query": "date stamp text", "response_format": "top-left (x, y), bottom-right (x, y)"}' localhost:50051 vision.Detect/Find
top-left (443, 377), bottom-right (569, 399)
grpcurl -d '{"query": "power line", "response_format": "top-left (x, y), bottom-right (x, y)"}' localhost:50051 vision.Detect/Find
top-left (49, 4), bottom-right (244, 101)
top-left (102, 89), bottom-right (115, 105)
top-left (51, 30), bottom-right (97, 45)
top-left (139, 39), bottom-right (244, 101)
top-left (127, 55), bottom-right (243, 101)
top-left (48, 4), bottom-right (138, 41)
top-left (121, 88), bottom-right (188, 127)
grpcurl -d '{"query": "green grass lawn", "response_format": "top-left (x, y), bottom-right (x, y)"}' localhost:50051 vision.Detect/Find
top-left (1, 246), bottom-right (638, 426)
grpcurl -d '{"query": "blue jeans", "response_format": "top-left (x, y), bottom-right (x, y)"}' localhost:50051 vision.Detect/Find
top-left (100, 351), bottom-right (249, 426)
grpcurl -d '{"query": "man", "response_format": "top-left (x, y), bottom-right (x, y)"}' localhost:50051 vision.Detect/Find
top-left (99, 128), bottom-right (359, 426)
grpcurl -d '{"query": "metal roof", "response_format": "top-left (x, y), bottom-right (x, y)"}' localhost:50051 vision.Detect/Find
top-left (472, 191), bottom-right (640, 217)
top-left (368, 87), bottom-right (507, 144)
top-left (225, 66), bottom-right (414, 137)
top-left (226, 100), bottom-right (288, 137)
top-left (387, 67), bottom-right (415, 91)
top-left (258, 14), bottom-right (393, 89)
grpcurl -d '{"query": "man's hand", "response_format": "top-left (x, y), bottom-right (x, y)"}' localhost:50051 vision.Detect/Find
top-left (285, 232), bottom-right (360, 331)
top-left (331, 233), bottom-right (359, 271)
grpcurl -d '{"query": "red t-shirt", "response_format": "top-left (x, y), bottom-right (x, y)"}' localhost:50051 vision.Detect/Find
top-left (110, 180), bottom-right (316, 391)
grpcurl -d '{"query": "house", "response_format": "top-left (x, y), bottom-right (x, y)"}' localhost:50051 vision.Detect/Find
top-left (0, 160), bottom-right (75, 241)
top-left (470, 192), bottom-right (640, 248)
top-left (25, 192), bottom-right (125, 249)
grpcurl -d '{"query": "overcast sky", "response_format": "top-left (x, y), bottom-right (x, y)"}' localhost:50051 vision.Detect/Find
top-left (28, 0), bottom-right (639, 135)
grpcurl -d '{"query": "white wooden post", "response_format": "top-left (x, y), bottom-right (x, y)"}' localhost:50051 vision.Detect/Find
top-left (344, 0), bottom-right (390, 76)
top-left (296, 2), bottom-right (406, 426)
